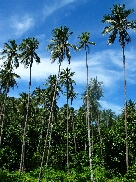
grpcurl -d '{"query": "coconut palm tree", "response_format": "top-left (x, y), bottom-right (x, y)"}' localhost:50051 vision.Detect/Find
top-left (38, 26), bottom-right (75, 181)
top-left (19, 37), bottom-right (40, 172)
top-left (47, 26), bottom-right (76, 71)
top-left (43, 75), bottom-right (60, 168)
top-left (59, 67), bottom-right (77, 172)
top-left (77, 32), bottom-right (95, 182)
top-left (0, 40), bottom-right (19, 112)
top-left (19, 37), bottom-right (40, 86)
top-left (0, 40), bottom-right (19, 147)
top-left (102, 4), bottom-right (136, 170)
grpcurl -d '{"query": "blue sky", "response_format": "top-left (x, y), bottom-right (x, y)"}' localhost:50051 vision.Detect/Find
top-left (1, 0), bottom-right (136, 115)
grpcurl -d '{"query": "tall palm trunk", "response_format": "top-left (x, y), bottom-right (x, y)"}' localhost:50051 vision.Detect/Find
top-left (19, 37), bottom-right (40, 172)
top-left (20, 79), bottom-right (30, 172)
top-left (0, 69), bottom-right (13, 147)
top-left (91, 112), bottom-right (94, 150)
top-left (38, 85), bottom-right (56, 182)
top-left (20, 62), bottom-right (32, 172)
top-left (45, 112), bottom-right (53, 167)
top-left (66, 84), bottom-right (69, 172)
top-left (0, 82), bottom-right (8, 147)
top-left (101, 3), bottom-right (136, 171)
top-left (0, 113), bottom-right (4, 147)
top-left (38, 63), bottom-right (61, 182)
top-left (86, 51), bottom-right (94, 182)
top-left (122, 45), bottom-right (128, 170)
top-left (37, 119), bottom-right (44, 152)
top-left (72, 112), bottom-right (76, 153)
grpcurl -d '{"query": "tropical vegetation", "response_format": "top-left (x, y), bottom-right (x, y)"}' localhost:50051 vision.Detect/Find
top-left (0, 4), bottom-right (136, 182)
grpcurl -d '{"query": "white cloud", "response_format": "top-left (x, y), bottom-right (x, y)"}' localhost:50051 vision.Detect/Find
top-left (14, 48), bottom-right (136, 87)
top-left (68, 59), bottom-right (121, 88)
top-left (43, 0), bottom-right (77, 19)
top-left (100, 100), bottom-right (122, 115)
top-left (15, 57), bottom-right (60, 81)
top-left (92, 49), bottom-right (123, 68)
top-left (11, 15), bottom-right (34, 37)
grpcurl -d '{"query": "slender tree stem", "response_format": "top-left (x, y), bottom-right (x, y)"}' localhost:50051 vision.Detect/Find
top-left (97, 114), bottom-right (103, 160)
top-left (72, 112), bottom-right (76, 153)
top-left (0, 113), bottom-right (4, 147)
top-left (0, 75), bottom-right (10, 147)
top-left (20, 82), bottom-right (30, 172)
top-left (122, 46), bottom-right (128, 170)
top-left (91, 112), bottom-right (94, 150)
top-left (45, 113), bottom-right (53, 167)
top-left (37, 119), bottom-right (44, 152)
top-left (86, 51), bottom-right (94, 182)
top-left (38, 84), bottom-right (56, 182)
top-left (66, 98), bottom-right (69, 173)
top-left (38, 64), bottom-right (61, 182)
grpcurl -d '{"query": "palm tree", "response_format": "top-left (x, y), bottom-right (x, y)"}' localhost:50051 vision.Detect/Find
top-left (77, 32), bottom-right (95, 182)
top-left (0, 40), bottom-right (19, 147)
top-left (0, 40), bottom-right (19, 112)
top-left (47, 26), bottom-right (76, 71)
top-left (43, 75), bottom-right (60, 168)
top-left (19, 37), bottom-right (40, 172)
top-left (102, 4), bottom-right (136, 170)
top-left (59, 67), bottom-right (77, 172)
top-left (19, 37), bottom-right (40, 86)
top-left (38, 26), bottom-right (75, 181)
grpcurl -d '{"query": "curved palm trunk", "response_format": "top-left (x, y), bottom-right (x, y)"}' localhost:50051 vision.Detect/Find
top-left (86, 51), bottom-right (94, 182)
top-left (38, 82), bottom-right (57, 182)
top-left (122, 46), bottom-right (128, 170)
top-left (38, 63), bottom-right (61, 182)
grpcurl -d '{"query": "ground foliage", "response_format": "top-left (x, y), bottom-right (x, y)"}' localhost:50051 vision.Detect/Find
top-left (0, 89), bottom-right (136, 181)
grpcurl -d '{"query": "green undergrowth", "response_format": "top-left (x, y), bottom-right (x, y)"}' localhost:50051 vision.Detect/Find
top-left (0, 164), bottom-right (136, 182)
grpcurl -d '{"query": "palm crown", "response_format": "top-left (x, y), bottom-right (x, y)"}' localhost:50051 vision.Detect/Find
top-left (1, 40), bottom-right (19, 70)
top-left (77, 32), bottom-right (96, 52)
top-left (19, 37), bottom-right (40, 86)
top-left (47, 26), bottom-right (75, 64)
top-left (19, 37), bottom-right (40, 68)
top-left (102, 4), bottom-right (136, 46)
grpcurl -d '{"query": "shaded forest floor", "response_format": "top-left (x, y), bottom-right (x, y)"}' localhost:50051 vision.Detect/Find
top-left (0, 165), bottom-right (136, 182)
